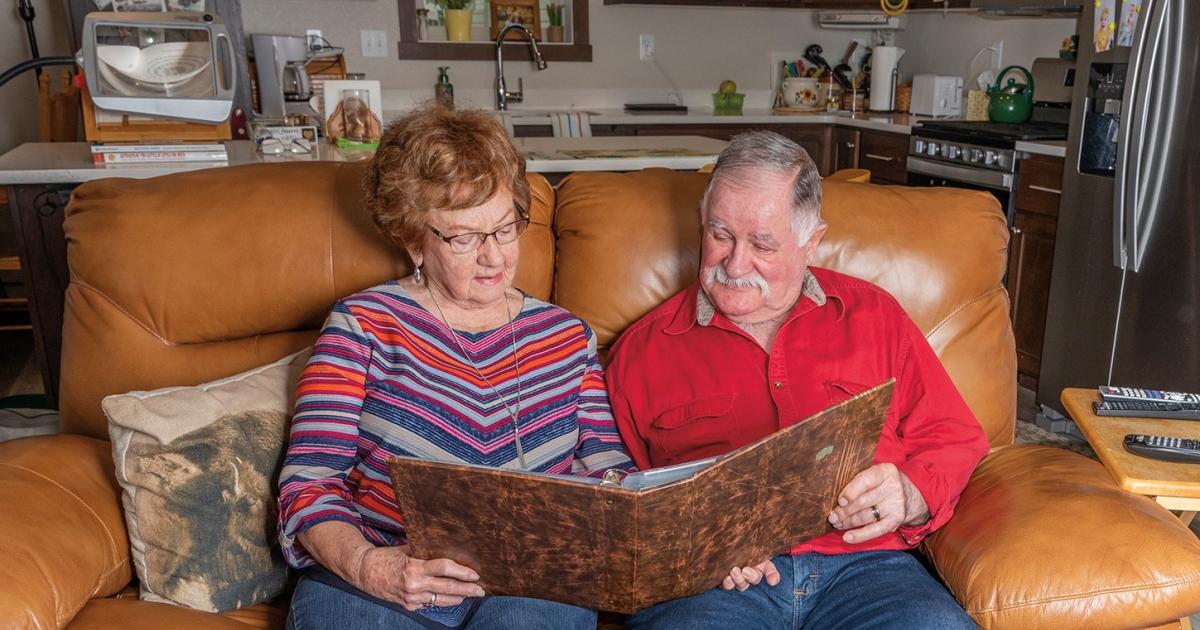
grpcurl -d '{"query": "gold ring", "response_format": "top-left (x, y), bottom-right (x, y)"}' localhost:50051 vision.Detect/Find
top-left (870, 505), bottom-right (882, 521)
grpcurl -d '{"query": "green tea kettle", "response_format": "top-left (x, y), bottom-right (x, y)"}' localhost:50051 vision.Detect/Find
top-left (987, 65), bottom-right (1035, 124)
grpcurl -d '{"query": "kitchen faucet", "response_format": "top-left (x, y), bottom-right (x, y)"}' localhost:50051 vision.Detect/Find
top-left (494, 23), bottom-right (547, 111)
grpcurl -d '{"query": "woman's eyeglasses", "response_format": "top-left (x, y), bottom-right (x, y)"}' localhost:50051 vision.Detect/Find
top-left (429, 218), bottom-right (530, 254)
top-left (257, 137), bottom-right (313, 155)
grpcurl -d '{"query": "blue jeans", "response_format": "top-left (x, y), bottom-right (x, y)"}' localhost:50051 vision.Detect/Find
top-left (286, 570), bottom-right (597, 630)
top-left (627, 551), bottom-right (976, 630)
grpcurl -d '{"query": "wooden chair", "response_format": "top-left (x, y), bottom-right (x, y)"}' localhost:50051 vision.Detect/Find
top-left (38, 70), bottom-right (80, 143)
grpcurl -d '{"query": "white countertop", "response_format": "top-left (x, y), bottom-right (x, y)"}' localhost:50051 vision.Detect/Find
top-left (0, 136), bottom-right (727, 185)
top-left (467, 108), bottom-right (933, 135)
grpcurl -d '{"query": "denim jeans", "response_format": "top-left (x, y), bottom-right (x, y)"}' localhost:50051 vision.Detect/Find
top-left (627, 551), bottom-right (976, 630)
top-left (286, 570), bottom-right (597, 630)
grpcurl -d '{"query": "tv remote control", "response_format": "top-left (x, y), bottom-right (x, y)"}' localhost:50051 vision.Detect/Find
top-left (1099, 386), bottom-right (1200, 405)
top-left (1093, 400), bottom-right (1200, 420)
top-left (1123, 434), bottom-right (1200, 463)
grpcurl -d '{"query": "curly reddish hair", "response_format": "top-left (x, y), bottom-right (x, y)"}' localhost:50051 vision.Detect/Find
top-left (364, 104), bottom-right (530, 251)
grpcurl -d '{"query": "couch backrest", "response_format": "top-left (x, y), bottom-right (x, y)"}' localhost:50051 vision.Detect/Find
top-left (61, 163), bottom-right (1014, 447)
top-left (552, 169), bottom-right (1015, 446)
top-left (60, 163), bottom-right (555, 437)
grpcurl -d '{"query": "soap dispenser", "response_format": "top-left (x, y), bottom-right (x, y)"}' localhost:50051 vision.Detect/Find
top-left (435, 66), bottom-right (454, 107)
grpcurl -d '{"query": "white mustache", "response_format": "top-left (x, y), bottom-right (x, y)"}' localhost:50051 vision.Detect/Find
top-left (705, 264), bottom-right (771, 299)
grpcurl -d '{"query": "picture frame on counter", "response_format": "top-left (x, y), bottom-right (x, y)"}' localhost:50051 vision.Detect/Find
top-left (490, 0), bottom-right (540, 41)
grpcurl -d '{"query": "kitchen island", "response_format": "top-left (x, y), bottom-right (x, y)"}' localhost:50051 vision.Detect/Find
top-left (0, 135), bottom-right (726, 406)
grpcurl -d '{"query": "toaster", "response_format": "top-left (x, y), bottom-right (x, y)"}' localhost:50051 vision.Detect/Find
top-left (911, 74), bottom-right (963, 117)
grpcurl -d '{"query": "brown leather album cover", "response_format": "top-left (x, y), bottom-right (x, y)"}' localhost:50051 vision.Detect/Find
top-left (388, 380), bottom-right (893, 613)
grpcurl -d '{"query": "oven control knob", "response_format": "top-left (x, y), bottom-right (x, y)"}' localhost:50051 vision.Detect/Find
top-left (984, 150), bottom-right (998, 166)
top-left (969, 149), bottom-right (983, 163)
top-left (945, 145), bottom-right (962, 160)
top-left (926, 142), bottom-right (940, 157)
top-left (913, 139), bottom-right (926, 154)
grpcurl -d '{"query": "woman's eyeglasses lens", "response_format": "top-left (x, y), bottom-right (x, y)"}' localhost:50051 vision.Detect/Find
top-left (442, 219), bottom-right (529, 253)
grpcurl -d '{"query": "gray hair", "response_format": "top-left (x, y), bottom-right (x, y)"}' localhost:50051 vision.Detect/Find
top-left (700, 130), bottom-right (824, 242)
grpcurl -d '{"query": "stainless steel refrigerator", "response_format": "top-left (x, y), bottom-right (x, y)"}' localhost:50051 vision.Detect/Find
top-left (1037, 0), bottom-right (1200, 415)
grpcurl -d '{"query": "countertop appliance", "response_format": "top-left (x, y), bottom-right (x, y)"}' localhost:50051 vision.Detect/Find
top-left (910, 74), bottom-right (963, 117)
top-left (79, 11), bottom-right (236, 123)
top-left (905, 57), bottom-right (1073, 226)
top-left (1037, 0), bottom-right (1200, 415)
top-left (251, 34), bottom-right (314, 118)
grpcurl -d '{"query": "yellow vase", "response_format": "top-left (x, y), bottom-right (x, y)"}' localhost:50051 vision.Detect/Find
top-left (445, 9), bottom-right (472, 42)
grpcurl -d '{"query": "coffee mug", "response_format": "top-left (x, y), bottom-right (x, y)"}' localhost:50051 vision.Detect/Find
top-left (781, 77), bottom-right (822, 110)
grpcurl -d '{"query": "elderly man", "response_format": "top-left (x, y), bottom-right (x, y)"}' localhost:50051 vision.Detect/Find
top-left (605, 131), bottom-right (990, 629)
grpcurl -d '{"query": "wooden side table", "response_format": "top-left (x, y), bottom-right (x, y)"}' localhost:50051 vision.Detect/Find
top-left (1062, 388), bottom-right (1200, 525)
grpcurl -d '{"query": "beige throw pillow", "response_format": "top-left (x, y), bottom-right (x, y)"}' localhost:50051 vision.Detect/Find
top-left (102, 349), bottom-right (310, 613)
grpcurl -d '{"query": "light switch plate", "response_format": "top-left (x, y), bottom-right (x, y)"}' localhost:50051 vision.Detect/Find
top-left (361, 29), bottom-right (388, 58)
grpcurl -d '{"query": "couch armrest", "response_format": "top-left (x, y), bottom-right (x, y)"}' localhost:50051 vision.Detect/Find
top-left (925, 444), bottom-right (1200, 630)
top-left (0, 434), bottom-right (132, 628)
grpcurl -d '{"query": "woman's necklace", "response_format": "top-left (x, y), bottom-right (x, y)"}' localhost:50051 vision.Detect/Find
top-left (426, 286), bottom-right (528, 469)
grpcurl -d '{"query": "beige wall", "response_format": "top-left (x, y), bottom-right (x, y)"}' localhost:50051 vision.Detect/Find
top-left (0, 2), bottom-right (1080, 155)
top-left (0, 2), bottom-right (71, 155)
top-left (240, 0), bottom-right (863, 107)
top-left (896, 12), bottom-right (1077, 86)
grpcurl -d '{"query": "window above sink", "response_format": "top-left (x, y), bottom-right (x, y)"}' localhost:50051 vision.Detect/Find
top-left (397, 0), bottom-right (592, 61)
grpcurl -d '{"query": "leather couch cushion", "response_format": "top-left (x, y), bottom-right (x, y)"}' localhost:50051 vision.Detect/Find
top-left (926, 445), bottom-right (1200, 629)
top-left (101, 350), bottom-right (309, 613)
top-left (60, 164), bottom-right (554, 439)
top-left (0, 435), bottom-right (132, 629)
top-left (552, 169), bottom-right (1015, 445)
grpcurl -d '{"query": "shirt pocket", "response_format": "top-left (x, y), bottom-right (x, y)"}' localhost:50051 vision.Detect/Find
top-left (649, 394), bottom-right (737, 460)
top-left (824, 380), bottom-right (872, 406)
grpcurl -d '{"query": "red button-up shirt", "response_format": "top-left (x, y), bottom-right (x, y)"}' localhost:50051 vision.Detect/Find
top-left (606, 267), bottom-right (989, 555)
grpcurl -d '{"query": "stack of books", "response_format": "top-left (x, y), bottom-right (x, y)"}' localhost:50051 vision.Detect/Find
top-left (90, 143), bottom-right (229, 165)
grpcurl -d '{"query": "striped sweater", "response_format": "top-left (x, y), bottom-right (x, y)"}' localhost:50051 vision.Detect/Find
top-left (277, 281), bottom-right (635, 567)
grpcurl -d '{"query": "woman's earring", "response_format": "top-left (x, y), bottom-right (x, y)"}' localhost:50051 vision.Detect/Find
top-left (413, 264), bottom-right (423, 284)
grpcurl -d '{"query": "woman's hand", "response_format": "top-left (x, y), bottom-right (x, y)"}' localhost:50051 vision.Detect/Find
top-left (355, 545), bottom-right (486, 610)
top-left (720, 558), bottom-right (781, 591)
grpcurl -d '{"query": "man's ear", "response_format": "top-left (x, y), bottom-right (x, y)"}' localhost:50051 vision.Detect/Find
top-left (803, 223), bottom-right (829, 259)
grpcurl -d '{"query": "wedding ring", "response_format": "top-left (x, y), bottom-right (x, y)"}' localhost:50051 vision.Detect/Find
top-left (424, 593), bottom-right (438, 608)
top-left (870, 505), bottom-right (882, 521)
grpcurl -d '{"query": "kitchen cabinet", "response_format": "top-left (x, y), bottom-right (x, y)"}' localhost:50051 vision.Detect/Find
top-left (603, 0), bottom-right (967, 7)
top-left (856, 130), bottom-right (908, 184)
top-left (1007, 153), bottom-right (1063, 391)
top-left (590, 123), bottom-right (833, 175)
top-left (832, 127), bottom-right (860, 173)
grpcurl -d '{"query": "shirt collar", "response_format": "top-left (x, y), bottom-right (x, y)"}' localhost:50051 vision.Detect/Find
top-left (665, 268), bottom-right (835, 335)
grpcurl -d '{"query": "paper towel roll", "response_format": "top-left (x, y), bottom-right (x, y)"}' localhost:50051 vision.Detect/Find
top-left (869, 46), bottom-right (906, 112)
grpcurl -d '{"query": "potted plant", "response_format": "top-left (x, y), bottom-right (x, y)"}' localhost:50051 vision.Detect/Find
top-left (436, 0), bottom-right (473, 41)
top-left (545, 3), bottom-right (564, 43)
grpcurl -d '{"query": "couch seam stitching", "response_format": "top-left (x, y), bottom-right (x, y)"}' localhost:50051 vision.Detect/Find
top-left (926, 284), bottom-right (1006, 338)
top-left (0, 462), bottom-right (123, 573)
top-left (968, 573), bottom-right (1200, 614)
top-left (70, 280), bottom-right (171, 345)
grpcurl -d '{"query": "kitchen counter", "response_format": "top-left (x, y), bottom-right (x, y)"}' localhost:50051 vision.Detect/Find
top-left (0, 136), bottom-right (726, 185)
top-left (1016, 140), bottom-right (1067, 158)
top-left (382, 108), bottom-right (932, 136)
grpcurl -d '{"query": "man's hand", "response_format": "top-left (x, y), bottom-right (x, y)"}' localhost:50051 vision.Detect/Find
top-left (720, 558), bottom-right (781, 591)
top-left (355, 545), bottom-right (486, 610)
top-left (827, 463), bottom-right (929, 545)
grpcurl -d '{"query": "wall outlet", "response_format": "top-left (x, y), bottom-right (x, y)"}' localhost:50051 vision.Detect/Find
top-left (639, 34), bottom-right (654, 61)
top-left (305, 28), bottom-right (324, 51)
top-left (990, 40), bottom-right (1004, 70)
top-left (361, 29), bottom-right (388, 58)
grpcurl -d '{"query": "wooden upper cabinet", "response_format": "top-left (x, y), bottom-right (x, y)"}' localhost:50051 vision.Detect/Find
top-left (604, 0), bottom-right (968, 7)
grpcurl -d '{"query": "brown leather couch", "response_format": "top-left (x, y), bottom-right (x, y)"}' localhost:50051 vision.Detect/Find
top-left (3, 163), bottom-right (1200, 630)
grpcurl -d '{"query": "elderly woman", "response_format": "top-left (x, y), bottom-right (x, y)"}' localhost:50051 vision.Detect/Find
top-left (277, 105), bottom-right (634, 630)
